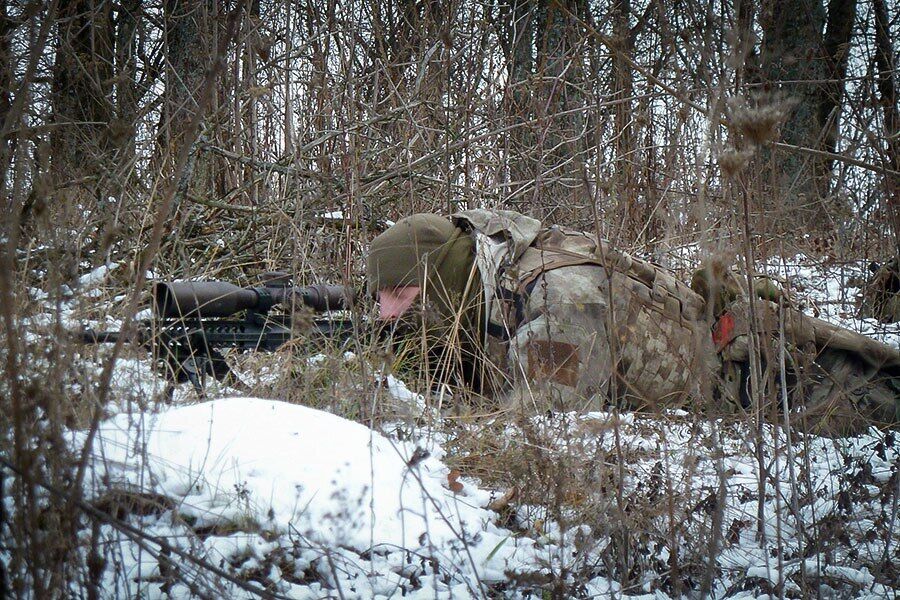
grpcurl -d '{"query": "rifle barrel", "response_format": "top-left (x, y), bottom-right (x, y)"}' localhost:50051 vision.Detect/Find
top-left (154, 281), bottom-right (259, 318)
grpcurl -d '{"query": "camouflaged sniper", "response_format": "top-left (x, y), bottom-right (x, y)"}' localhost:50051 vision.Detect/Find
top-left (365, 214), bottom-right (486, 389)
top-left (367, 209), bottom-right (900, 433)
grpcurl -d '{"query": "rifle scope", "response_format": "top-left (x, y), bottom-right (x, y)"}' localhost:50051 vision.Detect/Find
top-left (154, 281), bottom-right (352, 319)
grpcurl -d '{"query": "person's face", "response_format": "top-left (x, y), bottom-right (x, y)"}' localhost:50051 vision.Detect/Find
top-left (376, 285), bottom-right (421, 320)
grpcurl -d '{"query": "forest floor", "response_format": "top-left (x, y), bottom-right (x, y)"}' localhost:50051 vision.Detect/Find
top-left (7, 255), bottom-right (900, 599)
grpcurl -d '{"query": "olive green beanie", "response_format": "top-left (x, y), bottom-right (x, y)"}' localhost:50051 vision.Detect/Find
top-left (366, 214), bottom-right (475, 316)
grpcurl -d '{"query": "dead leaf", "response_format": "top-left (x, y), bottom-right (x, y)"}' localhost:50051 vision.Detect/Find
top-left (488, 487), bottom-right (518, 512)
top-left (447, 469), bottom-right (464, 494)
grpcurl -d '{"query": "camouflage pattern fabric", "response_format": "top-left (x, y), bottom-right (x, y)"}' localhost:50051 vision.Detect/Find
top-left (452, 211), bottom-right (718, 412)
top-left (715, 298), bottom-right (900, 436)
top-left (369, 210), bottom-right (899, 433)
top-left (506, 265), bottom-right (717, 412)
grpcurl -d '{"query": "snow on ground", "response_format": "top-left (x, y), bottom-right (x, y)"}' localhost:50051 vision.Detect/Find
top-left (80, 397), bottom-right (548, 598)
top-left (73, 391), bottom-right (899, 599)
top-left (760, 255), bottom-right (900, 349)
top-left (5, 255), bottom-right (899, 598)
top-left (79, 393), bottom-right (636, 599)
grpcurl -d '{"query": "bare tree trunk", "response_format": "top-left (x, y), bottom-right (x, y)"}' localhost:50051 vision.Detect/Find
top-left (161, 0), bottom-right (214, 248)
top-left (0, 3), bottom-right (13, 160)
top-left (243, 0), bottom-right (261, 208)
top-left (736, 0), bottom-right (760, 87)
top-left (283, 0), bottom-right (294, 155)
top-left (611, 0), bottom-right (639, 239)
top-left (50, 0), bottom-right (115, 198)
top-left (497, 0), bottom-right (536, 193)
top-left (759, 0), bottom-right (829, 223)
top-left (759, 0), bottom-right (857, 230)
top-left (162, 0), bottom-right (210, 155)
top-left (304, 1), bottom-right (335, 195)
top-left (533, 0), bottom-right (586, 221)
top-left (113, 0), bottom-right (140, 181)
top-left (819, 0), bottom-right (856, 157)
top-left (872, 0), bottom-right (900, 253)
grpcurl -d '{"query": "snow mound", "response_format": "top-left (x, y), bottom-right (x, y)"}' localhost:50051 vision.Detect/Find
top-left (88, 398), bottom-right (493, 550)
top-left (81, 398), bottom-right (556, 598)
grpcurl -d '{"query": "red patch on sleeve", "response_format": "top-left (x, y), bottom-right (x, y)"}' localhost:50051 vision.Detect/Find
top-left (712, 312), bottom-right (736, 351)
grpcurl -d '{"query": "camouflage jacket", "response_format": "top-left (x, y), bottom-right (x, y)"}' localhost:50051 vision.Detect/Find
top-left (713, 298), bottom-right (900, 435)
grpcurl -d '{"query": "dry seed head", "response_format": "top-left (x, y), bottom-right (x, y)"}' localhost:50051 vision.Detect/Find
top-left (718, 148), bottom-right (755, 178)
top-left (727, 95), bottom-right (793, 146)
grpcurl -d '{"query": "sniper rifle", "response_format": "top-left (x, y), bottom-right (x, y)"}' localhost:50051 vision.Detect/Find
top-left (79, 272), bottom-right (358, 393)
